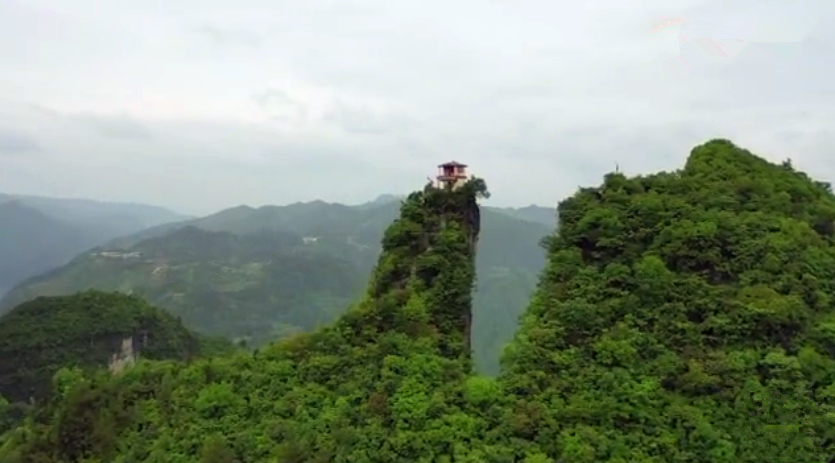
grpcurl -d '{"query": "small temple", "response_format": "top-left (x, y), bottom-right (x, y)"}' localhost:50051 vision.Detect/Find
top-left (435, 161), bottom-right (468, 190)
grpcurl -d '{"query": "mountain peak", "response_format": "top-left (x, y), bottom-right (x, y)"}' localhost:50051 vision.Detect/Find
top-left (365, 194), bottom-right (405, 206)
top-left (273, 176), bottom-right (489, 368)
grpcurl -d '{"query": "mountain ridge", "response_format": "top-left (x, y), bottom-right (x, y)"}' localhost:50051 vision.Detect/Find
top-left (1, 193), bottom-right (550, 375)
top-left (105, 197), bottom-right (553, 249)
top-left (0, 226), bottom-right (368, 348)
top-left (0, 193), bottom-right (188, 294)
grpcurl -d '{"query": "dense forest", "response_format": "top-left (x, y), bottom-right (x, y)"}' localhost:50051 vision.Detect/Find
top-left (0, 291), bottom-right (233, 406)
top-left (2, 139), bottom-right (835, 462)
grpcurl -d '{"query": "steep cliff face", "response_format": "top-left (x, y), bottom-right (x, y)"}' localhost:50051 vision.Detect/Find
top-left (107, 336), bottom-right (137, 374)
top-left (340, 178), bottom-right (485, 363)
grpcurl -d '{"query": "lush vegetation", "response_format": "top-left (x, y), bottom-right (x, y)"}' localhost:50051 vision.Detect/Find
top-left (0, 228), bottom-right (369, 348)
top-left (2, 195), bottom-right (550, 375)
top-left (500, 139), bottom-right (835, 461)
top-left (4, 139), bottom-right (831, 462)
top-left (0, 291), bottom-right (231, 402)
top-left (0, 178), bottom-right (498, 462)
top-left (0, 290), bottom-right (233, 436)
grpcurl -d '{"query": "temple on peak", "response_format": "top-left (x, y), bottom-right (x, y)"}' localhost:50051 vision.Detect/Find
top-left (435, 161), bottom-right (468, 190)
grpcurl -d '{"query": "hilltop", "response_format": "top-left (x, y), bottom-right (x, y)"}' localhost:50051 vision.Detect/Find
top-left (0, 290), bottom-right (232, 405)
top-left (3, 196), bottom-right (550, 374)
top-left (500, 139), bottom-right (835, 460)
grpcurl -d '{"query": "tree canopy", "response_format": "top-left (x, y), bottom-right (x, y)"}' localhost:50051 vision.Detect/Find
top-left (0, 290), bottom-right (231, 405)
top-left (3, 140), bottom-right (835, 462)
top-left (501, 139), bottom-right (835, 461)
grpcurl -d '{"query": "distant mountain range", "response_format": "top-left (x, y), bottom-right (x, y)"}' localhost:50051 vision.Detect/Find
top-left (1, 194), bottom-right (554, 374)
top-left (0, 193), bottom-right (192, 236)
top-left (363, 194), bottom-right (556, 227)
top-left (490, 204), bottom-right (556, 226)
top-left (0, 194), bottom-right (188, 292)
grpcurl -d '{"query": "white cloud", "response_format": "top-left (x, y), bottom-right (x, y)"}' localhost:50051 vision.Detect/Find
top-left (0, 0), bottom-right (832, 215)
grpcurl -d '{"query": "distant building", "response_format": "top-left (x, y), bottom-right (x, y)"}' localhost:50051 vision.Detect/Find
top-left (436, 161), bottom-right (468, 190)
top-left (98, 251), bottom-right (142, 259)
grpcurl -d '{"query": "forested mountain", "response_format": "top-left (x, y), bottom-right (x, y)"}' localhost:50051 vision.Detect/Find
top-left (498, 139), bottom-right (835, 461)
top-left (1, 139), bottom-right (833, 462)
top-left (0, 291), bottom-right (232, 420)
top-left (0, 177), bottom-right (490, 462)
top-left (0, 194), bottom-right (186, 293)
top-left (1, 227), bottom-right (368, 348)
top-left (3, 196), bottom-right (550, 374)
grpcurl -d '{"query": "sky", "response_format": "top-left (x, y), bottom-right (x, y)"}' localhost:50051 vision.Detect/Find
top-left (0, 0), bottom-right (831, 216)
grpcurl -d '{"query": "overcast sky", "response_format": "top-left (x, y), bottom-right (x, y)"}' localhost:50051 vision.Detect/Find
top-left (0, 0), bottom-right (830, 215)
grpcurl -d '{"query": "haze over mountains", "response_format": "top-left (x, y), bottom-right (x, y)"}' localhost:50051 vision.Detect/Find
top-left (0, 190), bottom-right (554, 375)
top-left (0, 194), bottom-right (188, 295)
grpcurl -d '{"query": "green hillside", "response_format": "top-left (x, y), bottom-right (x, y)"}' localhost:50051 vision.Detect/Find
top-left (1, 227), bottom-right (367, 348)
top-left (3, 198), bottom-right (550, 375)
top-left (499, 139), bottom-right (835, 461)
top-left (2, 140), bottom-right (835, 461)
top-left (0, 290), bottom-right (231, 406)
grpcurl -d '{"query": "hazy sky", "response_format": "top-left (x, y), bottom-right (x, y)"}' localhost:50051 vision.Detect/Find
top-left (0, 0), bottom-right (831, 215)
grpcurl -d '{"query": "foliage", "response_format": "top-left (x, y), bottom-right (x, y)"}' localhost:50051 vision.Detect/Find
top-left (0, 178), bottom-right (504, 463)
top-left (0, 291), bottom-right (232, 404)
top-left (500, 139), bottom-right (835, 461)
top-left (4, 140), bottom-right (835, 462)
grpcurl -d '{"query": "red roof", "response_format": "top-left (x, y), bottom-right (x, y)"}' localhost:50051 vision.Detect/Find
top-left (438, 160), bottom-right (467, 168)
